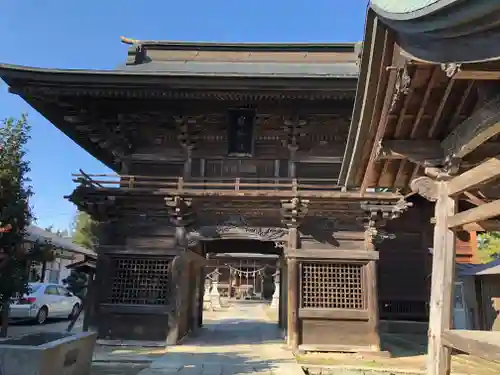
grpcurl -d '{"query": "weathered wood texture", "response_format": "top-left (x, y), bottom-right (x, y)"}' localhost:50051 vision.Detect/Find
top-left (443, 330), bottom-right (500, 362)
top-left (426, 183), bottom-right (457, 375)
top-left (60, 81), bottom-right (437, 352)
top-left (377, 196), bottom-right (477, 322)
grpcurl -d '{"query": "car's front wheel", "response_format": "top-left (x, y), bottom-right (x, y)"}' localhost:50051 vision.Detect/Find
top-left (36, 306), bottom-right (48, 325)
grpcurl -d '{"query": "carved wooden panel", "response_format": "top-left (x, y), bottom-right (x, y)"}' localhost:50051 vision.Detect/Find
top-left (301, 262), bottom-right (365, 310)
top-left (204, 159), bottom-right (275, 178)
top-left (106, 257), bottom-right (170, 305)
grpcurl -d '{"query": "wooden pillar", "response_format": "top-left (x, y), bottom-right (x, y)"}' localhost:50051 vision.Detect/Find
top-left (288, 146), bottom-right (297, 178)
top-left (184, 144), bottom-right (193, 178)
top-left (197, 264), bottom-right (205, 327)
top-left (228, 268), bottom-right (233, 298)
top-left (280, 255), bottom-right (288, 333)
top-left (167, 255), bottom-right (182, 345)
top-left (364, 223), bottom-right (381, 351)
top-left (287, 227), bottom-right (300, 350)
top-left (82, 270), bottom-right (95, 332)
top-left (278, 256), bottom-right (284, 329)
top-left (366, 260), bottom-right (380, 350)
top-left (427, 182), bottom-right (457, 375)
top-left (287, 257), bottom-right (299, 349)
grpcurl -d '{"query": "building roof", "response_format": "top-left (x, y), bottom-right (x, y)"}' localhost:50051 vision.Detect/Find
top-left (0, 40), bottom-right (360, 171)
top-left (370, 0), bottom-right (500, 64)
top-left (339, 5), bottom-right (500, 192)
top-left (119, 39), bottom-right (359, 78)
top-left (25, 226), bottom-right (96, 259)
top-left (457, 259), bottom-right (500, 276)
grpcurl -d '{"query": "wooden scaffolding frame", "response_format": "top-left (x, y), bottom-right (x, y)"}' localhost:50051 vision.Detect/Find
top-left (415, 159), bottom-right (500, 375)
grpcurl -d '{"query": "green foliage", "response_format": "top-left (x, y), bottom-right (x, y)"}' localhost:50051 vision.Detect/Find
top-left (63, 270), bottom-right (88, 298)
top-left (0, 115), bottom-right (34, 302)
top-left (478, 232), bottom-right (500, 263)
top-left (71, 211), bottom-right (97, 250)
top-left (62, 212), bottom-right (97, 298)
top-left (0, 115), bottom-right (58, 334)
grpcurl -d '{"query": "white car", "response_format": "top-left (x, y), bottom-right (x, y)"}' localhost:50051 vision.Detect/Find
top-left (9, 283), bottom-right (82, 324)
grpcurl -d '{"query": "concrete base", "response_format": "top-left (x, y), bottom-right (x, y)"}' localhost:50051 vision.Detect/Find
top-left (210, 283), bottom-right (221, 309)
top-left (271, 281), bottom-right (280, 308)
top-left (203, 285), bottom-right (213, 311)
top-left (0, 331), bottom-right (96, 375)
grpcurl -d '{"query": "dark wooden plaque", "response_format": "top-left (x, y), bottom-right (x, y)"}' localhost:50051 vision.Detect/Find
top-left (227, 109), bottom-right (255, 156)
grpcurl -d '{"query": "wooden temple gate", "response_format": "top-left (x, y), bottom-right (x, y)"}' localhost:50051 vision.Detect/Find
top-left (0, 36), bottom-right (475, 354)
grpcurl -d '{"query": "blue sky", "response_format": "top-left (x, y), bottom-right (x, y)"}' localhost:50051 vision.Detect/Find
top-left (0, 1), bottom-right (368, 232)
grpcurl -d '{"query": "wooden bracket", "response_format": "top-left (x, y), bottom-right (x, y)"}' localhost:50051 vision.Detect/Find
top-left (280, 197), bottom-right (309, 228)
top-left (390, 64), bottom-right (412, 112)
top-left (410, 176), bottom-right (439, 202)
top-left (165, 195), bottom-right (194, 228)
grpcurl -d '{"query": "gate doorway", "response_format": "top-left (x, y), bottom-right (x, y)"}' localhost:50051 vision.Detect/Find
top-left (200, 239), bottom-right (283, 328)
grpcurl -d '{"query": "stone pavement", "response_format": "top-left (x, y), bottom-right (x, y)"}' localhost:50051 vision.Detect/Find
top-left (136, 300), bottom-right (304, 375)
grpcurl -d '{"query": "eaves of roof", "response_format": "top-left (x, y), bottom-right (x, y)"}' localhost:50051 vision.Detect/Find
top-left (339, 8), bottom-right (394, 188)
top-left (370, 0), bottom-right (500, 64)
top-left (124, 39), bottom-right (357, 53)
top-left (0, 60), bottom-right (358, 82)
top-left (25, 226), bottom-right (96, 259)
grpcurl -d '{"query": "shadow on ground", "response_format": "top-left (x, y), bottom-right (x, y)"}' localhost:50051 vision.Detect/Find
top-left (187, 321), bottom-right (284, 346)
top-left (91, 363), bottom-right (149, 375)
top-left (149, 351), bottom-right (291, 374)
top-left (380, 333), bottom-right (427, 358)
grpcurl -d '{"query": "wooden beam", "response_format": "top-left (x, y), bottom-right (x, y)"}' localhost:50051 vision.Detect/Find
top-left (428, 80), bottom-right (455, 138)
top-left (442, 329), bottom-right (500, 362)
top-left (294, 156), bottom-right (343, 164)
top-left (345, 15), bottom-right (389, 187)
top-left (441, 93), bottom-right (500, 160)
top-left (461, 220), bottom-right (500, 232)
top-left (448, 199), bottom-right (500, 229)
top-left (463, 191), bottom-right (487, 206)
top-left (380, 140), bottom-right (500, 165)
top-left (448, 157), bottom-right (500, 196)
top-left (379, 140), bottom-right (443, 165)
top-left (427, 182), bottom-right (456, 375)
top-left (358, 27), bottom-right (396, 194)
top-left (452, 70), bottom-right (500, 81)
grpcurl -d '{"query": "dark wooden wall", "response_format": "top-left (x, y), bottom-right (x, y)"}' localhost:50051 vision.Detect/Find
top-left (378, 195), bottom-right (478, 321)
top-left (123, 99), bottom-right (352, 180)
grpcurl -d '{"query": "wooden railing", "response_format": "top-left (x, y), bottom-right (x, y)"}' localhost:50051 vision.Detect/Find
top-left (72, 171), bottom-right (343, 194)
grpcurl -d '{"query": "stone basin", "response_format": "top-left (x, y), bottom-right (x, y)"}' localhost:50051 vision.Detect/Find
top-left (0, 331), bottom-right (97, 375)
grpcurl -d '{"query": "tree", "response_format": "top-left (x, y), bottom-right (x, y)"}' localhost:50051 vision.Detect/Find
top-left (478, 232), bottom-right (500, 263)
top-left (0, 115), bottom-right (54, 336)
top-left (63, 271), bottom-right (88, 298)
top-left (71, 211), bottom-right (97, 250)
top-left (62, 212), bottom-right (97, 297)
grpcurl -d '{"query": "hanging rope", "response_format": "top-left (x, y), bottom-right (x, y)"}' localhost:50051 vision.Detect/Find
top-left (225, 263), bottom-right (270, 278)
top-left (205, 269), bottom-right (221, 282)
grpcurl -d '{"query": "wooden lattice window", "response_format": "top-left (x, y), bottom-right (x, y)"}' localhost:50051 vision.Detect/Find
top-left (301, 262), bottom-right (365, 309)
top-left (107, 258), bottom-right (170, 305)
